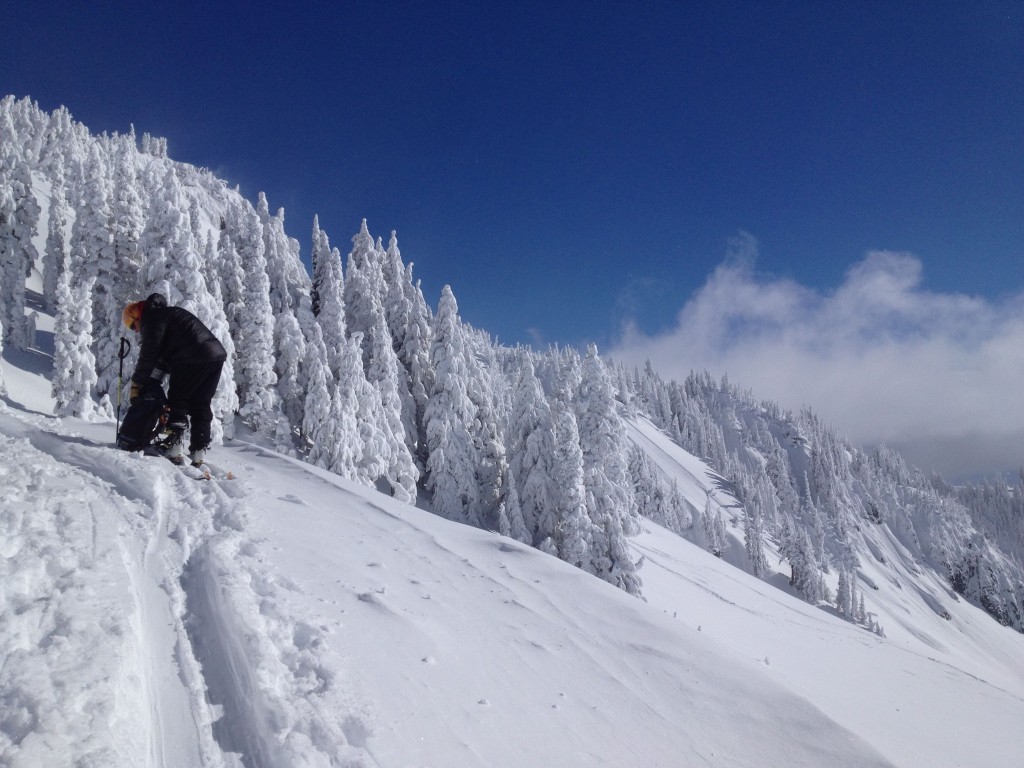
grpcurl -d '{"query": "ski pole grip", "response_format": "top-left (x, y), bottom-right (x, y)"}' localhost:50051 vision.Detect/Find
top-left (119, 337), bottom-right (131, 359)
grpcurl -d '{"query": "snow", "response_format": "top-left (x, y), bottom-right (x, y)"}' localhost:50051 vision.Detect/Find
top-left (3, 305), bottom-right (1024, 767)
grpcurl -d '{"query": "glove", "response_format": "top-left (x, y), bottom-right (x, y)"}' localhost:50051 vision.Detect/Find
top-left (129, 382), bottom-right (141, 401)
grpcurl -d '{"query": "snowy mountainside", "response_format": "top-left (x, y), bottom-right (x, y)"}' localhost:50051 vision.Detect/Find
top-left (4, 316), bottom-right (1024, 768)
top-left (5, 94), bottom-right (1022, 633)
top-left (621, 367), bottom-right (1024, 632)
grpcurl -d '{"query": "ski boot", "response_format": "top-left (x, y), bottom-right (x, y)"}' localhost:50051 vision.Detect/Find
top-left (144, 424), bottom-right (186, 464)
top-left (187, 446), bottom-right (208, 468)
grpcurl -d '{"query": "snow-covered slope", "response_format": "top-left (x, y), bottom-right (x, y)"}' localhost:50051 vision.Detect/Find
top-left (3, 298), bottom-right (1024, 768)
top-left (630, 417), bottom-right (1024, 768)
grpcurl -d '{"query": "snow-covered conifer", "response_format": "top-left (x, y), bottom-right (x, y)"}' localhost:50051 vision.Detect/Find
top-left (344, 333), bottom-right (391, 488)
top-left (503, 466), bottom-right (532, 544)
top-left (509, 351), bottom-right (557, 543)
top-left (70, 144), bottom-right (125, 396)
top-left (576, 345), bottom-right (642, 594)
top-left (199, 236), bottom-right (238, 443)
top-left (0, 145), bottom-right (40, 350)
top-left (630, 446), bottom-right (666, 524)
top-left (744, 507), bottom-right (769, 577)
top-left (110, 135), bottom-right (144, 283)
top-left (274, 310), bottom-right (305, 449)
top-left (52, 265), bottom-right (98, 419)
top-left (701, 494), bottom-right (725, 557)
top-left (42, 170), bottom-right (69, 312)
top-left (381, 232), bottom-right (432, 470)
top-left (836, 569), bottom-right (852, 616)
top-left (666, 479), bottom-right (692, 533)
top-left (365, 296), bottom-right (418, 503)
top-left (464, 331), bottom-right (507, 530)
top-left (310, 214), bottom-right (331, 318)
top-left (343, 219), bottom-right (383, 368)
top-left (424, 286), bottom-right (479, 523)
top-left (309, 222), bottom-right (347, 384)
top-left (302, 323), bottom-right (335, 468)
top-left (230, 202), bottom-right (278, 434)
top-left (551, 400), bottom-right (593, 569)
top-left (326, 374), bottom-right (362, 480)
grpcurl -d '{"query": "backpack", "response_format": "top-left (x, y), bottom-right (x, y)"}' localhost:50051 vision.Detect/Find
top-left (115, 381), bottom-right (169, 451)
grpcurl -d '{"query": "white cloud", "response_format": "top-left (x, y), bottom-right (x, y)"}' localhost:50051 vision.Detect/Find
top-left (609, 243), bottom-right (1024, 479)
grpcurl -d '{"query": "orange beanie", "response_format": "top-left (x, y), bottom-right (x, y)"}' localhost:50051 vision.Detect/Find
top-left (122, 301), bottom-right (145, 330)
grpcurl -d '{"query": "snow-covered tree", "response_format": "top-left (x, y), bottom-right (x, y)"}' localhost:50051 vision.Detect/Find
top-left (576, 345), bottom-right (642, 593)
top-left (509, 351), bottom-right (558, 544)
top-left (744, 506), bottom-right (769, 577)
top-left (302, 323), bottom-right (335, 468)
top-left (52, 264), bottom-right (98, 419)
top-left (42, 169), bottom-right (69, 312)
top-left (230, 202), bottom-right (278, 434)
top-left (836, 569), bottom-right (853, 617)
top-left (310, 214), bottom-right (331, 318)
top-left (343, 219), bottom-right (382, 367)
top-left (702, 495), bottom-right (726, 557)
top-left (424, 286), bottom-right (479, 524)
top-left (381, 231), bottom-right (433, 469)
top-left (464, 332), bottom-right (507, 531)
top-left (0, 144), bottom-right (40, 350)
top-left (345, 333), bottom-right (391, 488)
top-left (550, 400), bottom-right (593, 568)
top-left (273, 310), bottom-right (305, 449)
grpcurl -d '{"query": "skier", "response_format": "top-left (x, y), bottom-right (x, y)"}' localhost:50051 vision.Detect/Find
top-left (117, 292), bottom-right (227, 466)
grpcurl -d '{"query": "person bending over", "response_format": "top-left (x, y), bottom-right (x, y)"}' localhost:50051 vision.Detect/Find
top-left (120, 292), bottom-right (227, 466)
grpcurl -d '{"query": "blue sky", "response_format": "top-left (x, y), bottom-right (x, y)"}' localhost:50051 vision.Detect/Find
top-left (3, 0), bottom-right (1023, 476)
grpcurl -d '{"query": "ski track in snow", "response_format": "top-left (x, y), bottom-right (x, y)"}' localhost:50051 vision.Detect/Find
top-left (0, 407), bottom-right (374, 768)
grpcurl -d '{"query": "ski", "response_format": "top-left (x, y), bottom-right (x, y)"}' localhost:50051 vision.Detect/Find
top-left (194, 461), bottom-right (236, 481)
top-left (177, 461), bottom-right (213, 481)
top-left (141, 450), bottom-right (234, 481)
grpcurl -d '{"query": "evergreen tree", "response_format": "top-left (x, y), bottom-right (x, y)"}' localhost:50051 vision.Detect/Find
top-left (502, 466), bottom-right (531, 543)
top-left (230, 203), bottom-right (278, 434)
top-left (837, 569), bottom-right (852, 616)
top-left (274, 310), bottom-right (305, 448)
top-left (341, 232), bottom-right (419, 502)
top-left (780, 513), bottom-right (825, 602)
top-left (744, 506), bottom-right (769, 577)
top-left (345, 333), bottom-right (391, 489)
top-left (424, 286), bottom-right (479, 523)
top-left (343, 219), bottom-right (382, 367)
top-left (302, 323), bottom-right (335, 468)
top-left (630, 446), bottom-right (666, 525)
top-left (577, 345), bottom-right (641, 594)
top-left (551, 400), bottom-right (593, 568)
top-left (464, 331), bottom-right (508, 531)
top-left (310, 214), bottom-right (331, 317)
top-left (73, 144), bottom-right (121, 396)
top-left (198, 236), bottom-right (237, 443)
top-left (52, 263), bottom-right (98, 418)
top-left (366, 295), bottom-right (418, 503)
top-left (42, 169), bottom-right (69, 312)
top-left (325, 374), bottom-right (362, 480)
top-left (0, 143), bottom-right (40, 350)
top-left (109, 134), bottom-right (144, 294)
top-left (217, 229), bottom-right (245, 349)
top-left (509, 351), bottom-right (558, 544)
top-left (257, 195), bottom-right (311, 431)
top-left (666, 479), bottom-right (692, 533)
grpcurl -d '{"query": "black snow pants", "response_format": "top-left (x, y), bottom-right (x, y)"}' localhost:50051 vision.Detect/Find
top-left (166, 360), bottom-right (224, 453)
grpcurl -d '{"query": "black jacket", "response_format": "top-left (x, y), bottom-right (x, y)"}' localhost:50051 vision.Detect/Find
top-left (131, 294), bottom-right (227, 384)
